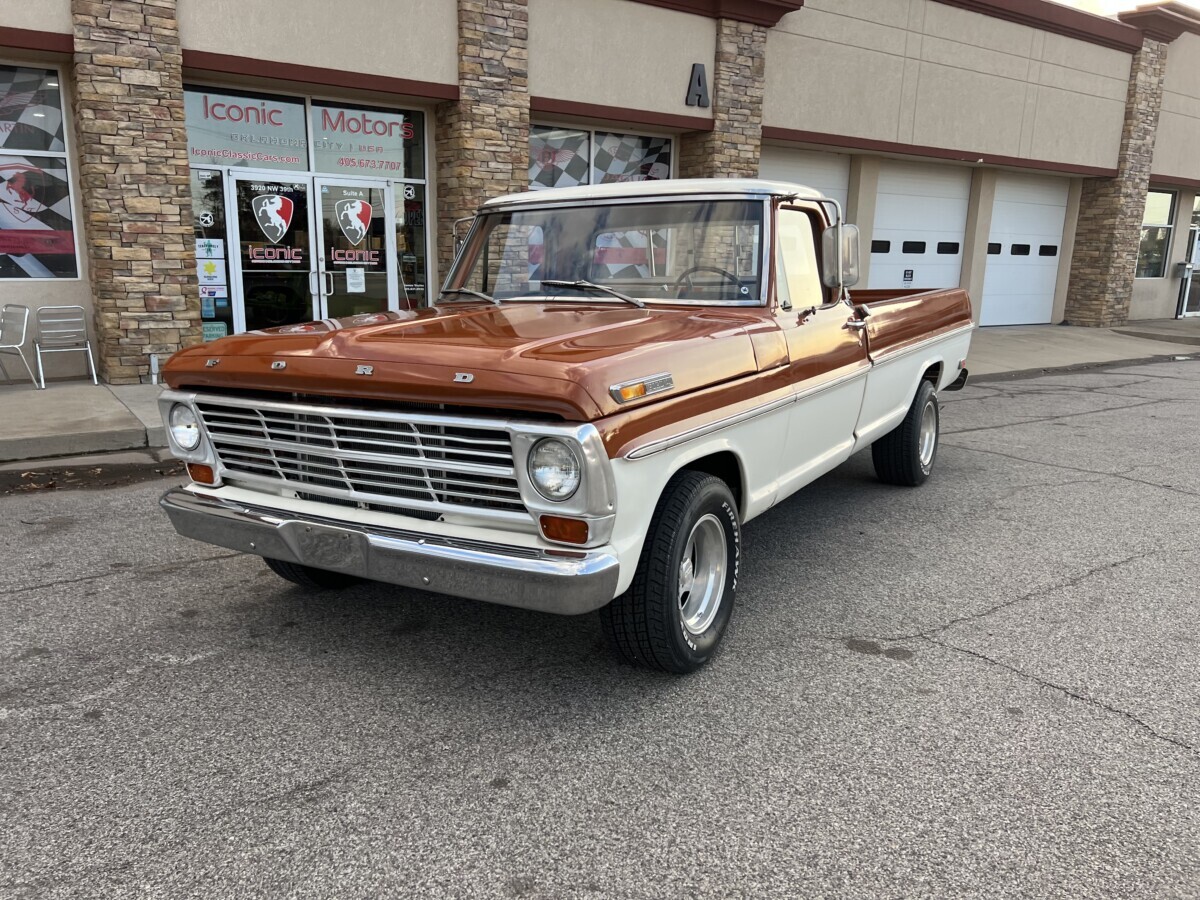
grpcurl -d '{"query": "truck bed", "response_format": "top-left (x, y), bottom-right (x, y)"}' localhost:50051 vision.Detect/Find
top-left (850, 287), bottom-right (973, 361)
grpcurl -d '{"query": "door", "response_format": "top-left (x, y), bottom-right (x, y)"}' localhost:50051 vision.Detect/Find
top-left (314, 178), bottom-right (396, 320)
top-left (227, 174), bottom-right (316, 332)
top-left (773, 207), bottom-right (869, 499)
top-left (868, 161), bottom-right (971, 290)
top-left (980, 173), bottom-right (1069, 326)
top-left (1179, 227), bottom-right (1200, 317)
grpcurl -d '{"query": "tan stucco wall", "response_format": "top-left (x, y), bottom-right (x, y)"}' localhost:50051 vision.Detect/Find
top-left (1152, 32), bottom-right (1200, 180)
top-left (765, 0), bottom-right (1130, 171)
top-left (177, 0), bottom-right (458, 88)
top-left (0, 0), bottom-right (71, 34)
top-left (529, 0), bottom-right (714, 119)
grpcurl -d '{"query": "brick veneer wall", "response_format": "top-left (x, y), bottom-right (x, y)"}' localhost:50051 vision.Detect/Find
top-left (1064, 37), bottom-right (1168, 327)
top-left (679, 19), bottom-right (766, 179)
top-left (434, 0), bottom-right (530, 278)
top-left (71, 0), bottom-right (200, 384)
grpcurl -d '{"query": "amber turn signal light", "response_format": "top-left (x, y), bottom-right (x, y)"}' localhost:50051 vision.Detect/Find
top-left (539, 514), bottom-right (589, 545)
top-left (186, 463), bottom-right (216, 485)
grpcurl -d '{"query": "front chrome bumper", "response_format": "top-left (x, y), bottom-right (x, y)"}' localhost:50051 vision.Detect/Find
top-left (160, 488), bottom-right (620, 615)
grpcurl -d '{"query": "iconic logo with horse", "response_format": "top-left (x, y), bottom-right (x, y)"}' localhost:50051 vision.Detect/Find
top-left (335, 199), bottom-right (373, 246)
top-left (251, 195), bottom-right (294, 244)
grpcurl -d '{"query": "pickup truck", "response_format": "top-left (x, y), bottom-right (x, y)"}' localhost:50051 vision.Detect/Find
top-left (158, 179), bottom-right (973, 672)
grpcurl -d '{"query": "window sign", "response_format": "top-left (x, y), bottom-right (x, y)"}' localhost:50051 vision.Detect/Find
top-left (529, 126), bottom-right (672, 191)
top-left (0, 65), bottom-right (77, 279)
top-left (311, 101), bottom-right (425, 178)
top-left (184, 87), bottom-right (307, 171)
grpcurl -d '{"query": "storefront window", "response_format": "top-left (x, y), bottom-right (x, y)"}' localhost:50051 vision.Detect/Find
top-left (529, 125), bottom-right (672, 190)
top-left (191, 169), bottom-right (233, 341)
top-left (0, 64), bottom-right (78, 279)
top-left (311, 101), bottom-right (424, 179)
top-left (1135, 190), bottom-right (1175, 279)
top-left (182, 86), bottom-right (432, 335)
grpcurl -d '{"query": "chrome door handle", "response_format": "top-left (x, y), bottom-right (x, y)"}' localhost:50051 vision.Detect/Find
top-left (308, 271), bottom-right (320, 296)
top-left (844, 318), bottom-right (868, 331)
top-left (325, 271), bottom-right (334, 296)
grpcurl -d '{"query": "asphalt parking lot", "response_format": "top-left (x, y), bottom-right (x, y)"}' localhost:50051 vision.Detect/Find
top-left (3, 359), bottom-right (1199, 899)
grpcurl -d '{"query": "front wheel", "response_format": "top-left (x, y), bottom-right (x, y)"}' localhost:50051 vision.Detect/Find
top-left (600, 471), bottom-right (740, 673)
top-left (872, 378), bottom-right (939, 486)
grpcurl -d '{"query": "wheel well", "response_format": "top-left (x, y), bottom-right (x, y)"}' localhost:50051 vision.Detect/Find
top-left (682, 451), bottom-right (744, 513)
top-left (922, 362), bottom-right (943, 388)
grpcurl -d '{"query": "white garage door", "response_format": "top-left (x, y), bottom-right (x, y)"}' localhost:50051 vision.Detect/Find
top-left (867, 161), bottom-right (971, 290)
top-left (758, 146), bottom-right (850, 211)
top-left (979, 173), bottom-right (1070, 326)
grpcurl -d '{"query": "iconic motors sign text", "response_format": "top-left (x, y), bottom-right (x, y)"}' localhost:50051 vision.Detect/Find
top-left (311, 102), bottom-right (424, 178)
top-left (184, 89), bottom-right (307, 172)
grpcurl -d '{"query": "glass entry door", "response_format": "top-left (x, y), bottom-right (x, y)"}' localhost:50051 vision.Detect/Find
top-left (314, 178), bottom-right (396, 320)
top-left (227, 175), bottom-right (315, 331)
top-left (1181, 226), bottom-right (1200, 317)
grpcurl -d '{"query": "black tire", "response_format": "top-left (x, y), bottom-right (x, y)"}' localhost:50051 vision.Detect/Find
top-left (600, 471), bottom-right (740, 673)
top-left (872, 378), bottom-right (939, 487)
top-left (262, 556), bottom-right (362, 590)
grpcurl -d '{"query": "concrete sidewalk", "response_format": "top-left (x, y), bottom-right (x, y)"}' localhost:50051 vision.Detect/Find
top-left (1, 318), bottom-right (1198, 464)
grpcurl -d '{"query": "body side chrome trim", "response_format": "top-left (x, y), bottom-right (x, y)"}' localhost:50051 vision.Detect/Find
top-left (625, 363), bottom-right (869, 460)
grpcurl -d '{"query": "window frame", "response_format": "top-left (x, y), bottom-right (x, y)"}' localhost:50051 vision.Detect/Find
top-left (0, 61), bottom-right (83, 282)
top-left (1135, 189), bottom-right (1177, 280)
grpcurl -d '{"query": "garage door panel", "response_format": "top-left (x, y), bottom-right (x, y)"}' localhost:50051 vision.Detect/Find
top-left (758, 147), bottom-right (850, 210)
top-left (867, 160), bottom-right (971, 290)
top-left (980, 172), bottom-right (1070, 326)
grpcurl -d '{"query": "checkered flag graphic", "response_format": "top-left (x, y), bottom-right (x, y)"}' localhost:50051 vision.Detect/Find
top-left (592, 132), bottom-right (672, 185)
top-left (0, 66), bottom-right (66, 153)
top-left (529, 127), bottom-right (590, 190)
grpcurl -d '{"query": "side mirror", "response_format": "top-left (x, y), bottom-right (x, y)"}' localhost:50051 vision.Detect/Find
top-left (821, 223), bottom-right (861, 289)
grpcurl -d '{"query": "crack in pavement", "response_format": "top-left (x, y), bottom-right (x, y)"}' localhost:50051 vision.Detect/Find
top-left (942, 442), bottom-right (1200, 499)
top-left (942, 398), bottom-right (1169, 436)
top-left (921, 633), bottom-right (1199, 757)
top-left (0, 551), bottom-right (244, 599)
top-left (880, 550), bottom-right (1154, 645)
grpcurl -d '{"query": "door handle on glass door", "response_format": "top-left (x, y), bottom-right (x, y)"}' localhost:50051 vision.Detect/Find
top-left (325, 272), bottom-right (334, 296)
top-left (308, 271), bottom-right (320, 296)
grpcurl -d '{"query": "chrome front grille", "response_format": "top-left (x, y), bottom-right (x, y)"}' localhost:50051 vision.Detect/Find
top-left (194, 395), bottom-right (528, 520)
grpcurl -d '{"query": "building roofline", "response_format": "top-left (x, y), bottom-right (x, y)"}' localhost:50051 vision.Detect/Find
top-left (1118, 1), bottom-right (1200, 43)
top-left (932, 0), bottom-right (1144, 53)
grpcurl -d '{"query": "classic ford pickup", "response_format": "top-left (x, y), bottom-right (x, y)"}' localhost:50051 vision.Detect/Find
top-left (158, 179), bottom-right (972, 672)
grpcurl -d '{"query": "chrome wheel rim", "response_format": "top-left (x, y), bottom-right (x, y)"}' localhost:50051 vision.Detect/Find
top-left (919, 399), bottom-right (937, 468)
top-left (678, 514), bottom-right (728, 636)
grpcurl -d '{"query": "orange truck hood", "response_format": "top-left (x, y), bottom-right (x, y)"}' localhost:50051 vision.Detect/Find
top-left (164, 303), bottom-right (776, 421)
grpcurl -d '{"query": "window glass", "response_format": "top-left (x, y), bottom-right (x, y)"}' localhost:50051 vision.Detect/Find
top-left (395, 183), bottom-right (428, 307)
top-left (776, 208), bottom-right (824, 311)
top-left (452, 200), bottom-right (763, 305)
top-left (1191, 194), bottom-right (1200, 228)
top-left (191, 169), bottom-right (232, 340)
top-left (310, 101), bottom-right (424, 178)
top-left (1136, 190), bottom-right (1175, 278)
top-left (1143, 190), bottom-right (1174, 226)
top-left (183, 86), bottom-right (307, 171)
top-left (529, 126), bottom-right (673, 190)
top-left (591, 132), bottom-right (672, 185)
top-left (530, 126), bottom-right (590, 190)
top-left (0, 65), bottom-right (77, 279)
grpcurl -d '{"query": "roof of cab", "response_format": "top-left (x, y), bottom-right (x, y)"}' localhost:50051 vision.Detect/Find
top-left (479, 178), bottom-right (826, 210)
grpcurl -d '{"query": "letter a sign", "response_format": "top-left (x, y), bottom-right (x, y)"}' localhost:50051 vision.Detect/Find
top-left (685, 63), bottom-right (710, 108)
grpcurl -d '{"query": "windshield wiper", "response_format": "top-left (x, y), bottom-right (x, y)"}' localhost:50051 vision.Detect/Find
top-left (439, 288), bottom-right (498, 305)
top-left (540, 279), bottom-right (646, 309)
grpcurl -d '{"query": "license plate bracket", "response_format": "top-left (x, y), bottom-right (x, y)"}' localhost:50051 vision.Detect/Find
top-left (280, 521), bottom-right (369, 571)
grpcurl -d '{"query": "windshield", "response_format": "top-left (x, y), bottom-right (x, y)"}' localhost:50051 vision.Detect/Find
top-left (445, 199), bottom-right (765, 305)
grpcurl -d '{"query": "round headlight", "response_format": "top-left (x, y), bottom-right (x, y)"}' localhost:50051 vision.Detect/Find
top-left (528, 438), bottom-right (581, 501)
top-left (169, 403), bottom-right (201, 451)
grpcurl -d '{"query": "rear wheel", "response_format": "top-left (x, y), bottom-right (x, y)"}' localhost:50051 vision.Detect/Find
top-left (263, 557), bottom-right (362, 590)
top-left (601, 471), bottom-right (740, 673)
top-left (872, 378), bottom-right (939, 486)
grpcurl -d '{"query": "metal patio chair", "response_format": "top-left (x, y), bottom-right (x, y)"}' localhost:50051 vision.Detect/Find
top-left (0, 304), bottom-right (38, 386)
top-left (35, 305), bottom-right (98, 389)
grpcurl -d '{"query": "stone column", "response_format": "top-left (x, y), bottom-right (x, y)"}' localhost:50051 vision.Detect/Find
top-left (678, 19), bottom-right (767, 179)
top-left (434, 0), bottom-right (530, 278)
top-left (1063, 37), bottom-right (1168, 327)
top-left (71, 0), bottom-right (199, 384)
